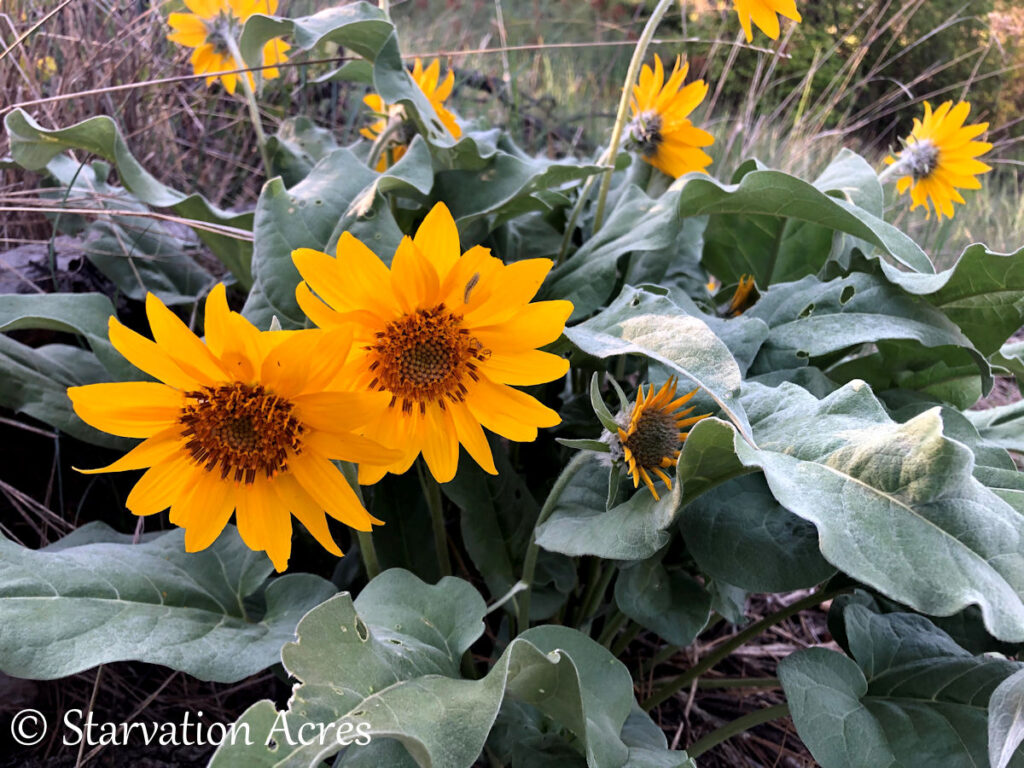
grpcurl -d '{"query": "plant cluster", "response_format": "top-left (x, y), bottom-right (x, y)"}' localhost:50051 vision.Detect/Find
top-left (2, 1), bottom-right (1024, 766)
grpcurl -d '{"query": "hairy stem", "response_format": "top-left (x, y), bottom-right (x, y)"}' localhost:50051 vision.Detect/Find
top-left (592, 0), bottom-right (676, 232)
top-left (341, 462), bottom-right (380, 580)
top-left (223, 34), bottom-right (272, 178)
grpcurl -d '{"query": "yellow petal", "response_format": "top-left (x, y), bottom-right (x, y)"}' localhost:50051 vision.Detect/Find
top-left (146, 292), bottom-right (226, 384)
top-left (182, 469), bottom-right (237, 552)
top-left (126, 457), bottom-right (199, 516)
top-left (108, 316), bottom-right (199, 390)
top-left (76, 427), bottom-right (183, 474)
top-left (290, 454), bottom-right (381, 530)
top-left (69, 382), bottom-right (184, 438)
top-left (413, 202), bottom-right (461, 278)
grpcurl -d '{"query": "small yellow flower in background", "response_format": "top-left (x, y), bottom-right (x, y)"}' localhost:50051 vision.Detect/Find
top-left (293, 202), bottom-right (572, 484)
top-left (734, 0), bottom-right (802, 42)
top-left (618, 377), bottom-right (710, 500)
top-left (361, 58), bottom-right (462, 171)
top-left (36, 55), bottom-right (57, 82)
top-left (726, 274), bottom-right (757, 317)
top-left (67, 285), bottom-right (399, 571)
top-left (884, 100), bottom-right (993, 220)
top-left (167, 0), bottom-right (290, 95)
top-left (628, 54), bottom-right (714, 179)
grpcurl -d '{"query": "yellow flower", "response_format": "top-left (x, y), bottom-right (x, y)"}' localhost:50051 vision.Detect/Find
top-left (884, 101), bottom-right (993, 220)
top-left (726, 274), bottom-right (757, 317)
top-left (617, 377), bottom-right (710, 500)
top-left (292, 202), bottom-right (572, 484)
top-left (361, 58), bottom-right (462, 171)
top-left (67, 285), bottom-right (398, 571)
top-left (36, 55), bottom-right (57, 81)
top-left (628, 55), bottom-right (714, 179)
top-left (167, 0), bottom-right (290, 95)
top-left (734, 0), bottom-right (802, 42)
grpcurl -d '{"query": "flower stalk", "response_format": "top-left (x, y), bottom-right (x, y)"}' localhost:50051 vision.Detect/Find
top-left (592, 0), bottom-right (676, 232)
top-left (222, 33), bottom-right (272, 178)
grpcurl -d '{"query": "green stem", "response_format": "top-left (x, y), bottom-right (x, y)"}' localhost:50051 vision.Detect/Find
top-left (367, 115), bottom-right (407, 171)
top-left (696, 676), bottom-right (779, 690)
top-left (686, 703), bottom-right (790, 759)
top-left (554, 148), bottom-right (610, 266)
top-left (340, 463), bottom-right (380, 580)
top-left (419, 460), bottom-right (451, 577)
top-left (223, 34), bottom-right (272, 178)
top-left (592, 0), bottom-right (676, 232)
top-left (642, 586), bottom-right (846, 710)
top-left (579, 559), bottom-right (617, 624)
top-left (517, 452), bottom-right (588, 635)
top-left (877, 157), bottom-right (906, 185)
top-left (610, 621), bottom-right (641, 656)
top-left (597, 608), bottom-right (629, 647)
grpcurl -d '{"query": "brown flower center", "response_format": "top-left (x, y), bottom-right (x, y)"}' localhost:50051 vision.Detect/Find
top-left (367, 303), bottom-right (489, 413)
top-left (624, 407), bottom-right (679, 468)
top-left (180, 383), bottom-right (303, 484)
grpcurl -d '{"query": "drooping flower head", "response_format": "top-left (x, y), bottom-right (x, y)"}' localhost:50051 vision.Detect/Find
top-left (168, 0), bottom-right (290, 95)
top-left (362, 58), bottom-right (461, 170)
top-left (293, 202), bottom-right (572, 484)
top-left (884, 101), bottom-right (992, 220)
top-left (628, 55), bottom-right (714, 179)
top-left (67, 285), bottom-right (398, 571)
top-left (617, 377), bottom-right (710, 500)
top-left (733, 0), bottom-right (802, 42)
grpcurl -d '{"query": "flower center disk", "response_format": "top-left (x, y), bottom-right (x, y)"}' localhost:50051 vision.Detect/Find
top-left (624, 407), bottom-right (679, 468)
top-left (180, 382), bottom-right (303, 483)
top-left (368, 303), bottom-right (489, 413)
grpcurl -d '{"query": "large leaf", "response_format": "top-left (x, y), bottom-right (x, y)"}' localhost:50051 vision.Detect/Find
top-left (745, 273), bottom-right (987, 380)
top-left (991, 668), bottom-right (1024, 768)
top-left (614, 549), bottom-right (711, 646)
top-left (210, 569), bottom-right (679, 768)
top-left (680, 472), bottom-right (836, 593)
top-left (702, 150), bottom-right (884, 286)
top-left (780, 601), bottom-right (1023, 768)
top-left (242, 142), bottom-right (431, 329)
top-left (564, 285), bottom-right (751, 440)
top-left (4, 110), bottom-right (253, 286)
top-left (535, 454), bottom-right (675, 561)
top-left (0, 523), bottom-right (335, 683)
top-left (677, 380), bottom-right (1024, 641)
top-left (546, 185), bottom-right (686, 320)
top-left (966, 400), bottom-right (1024, 454)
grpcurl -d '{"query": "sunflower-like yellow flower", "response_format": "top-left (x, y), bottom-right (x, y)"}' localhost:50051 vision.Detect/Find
top-left (361, 58), bottom-right (462, 171)
top-left (884, 101), bottom-right (993, 220)
top-left (734, 0), bottom-right (802, 42)
top-left (293, 202), bottom-right (572, 484)
top-left (628, 55), bottom-right (714, 179)
top-left (167, 0), bottom-right (290, 95)
top-left (618, 377), bottom-right (710, 500)
top-left (67, 285), bottom-right (399, 571)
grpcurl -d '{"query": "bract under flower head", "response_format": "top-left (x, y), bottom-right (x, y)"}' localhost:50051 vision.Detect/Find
top-left (292, 202), bottom-right (572, 484)
top-left (167, 0), bottom-right (290, 94)
top-left (885, 100), bottom-right (993, 220)
top-left (629, 55), bottom-right (713, 179)
top-left (67, 285), bottom-right (399, 571)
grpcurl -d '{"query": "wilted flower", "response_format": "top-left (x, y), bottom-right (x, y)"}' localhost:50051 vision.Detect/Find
top-left (292, 202), bottom-right (572, 484)
top-left (628, 55), bottom-right (713, 179)
top-left (884, 100), bottom-right (992, 220)
top-left (67, 285), bottom-right (398, 571)
top-left (167, 0), bottom-right (290, 94)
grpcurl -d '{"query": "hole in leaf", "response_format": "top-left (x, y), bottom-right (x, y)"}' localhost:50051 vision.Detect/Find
top-left (799, 303), bottom-right (815, 318)
top-left (389, 638), bottom-right (402, 645)
top-left (630, 296), bottom-right (641, 307)
top-left (796, 350), bottom-right (809, 358)
top-left (840, 285), bottom-right (856, 305)
top-left (355, 618), bottom-right (369, 642)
